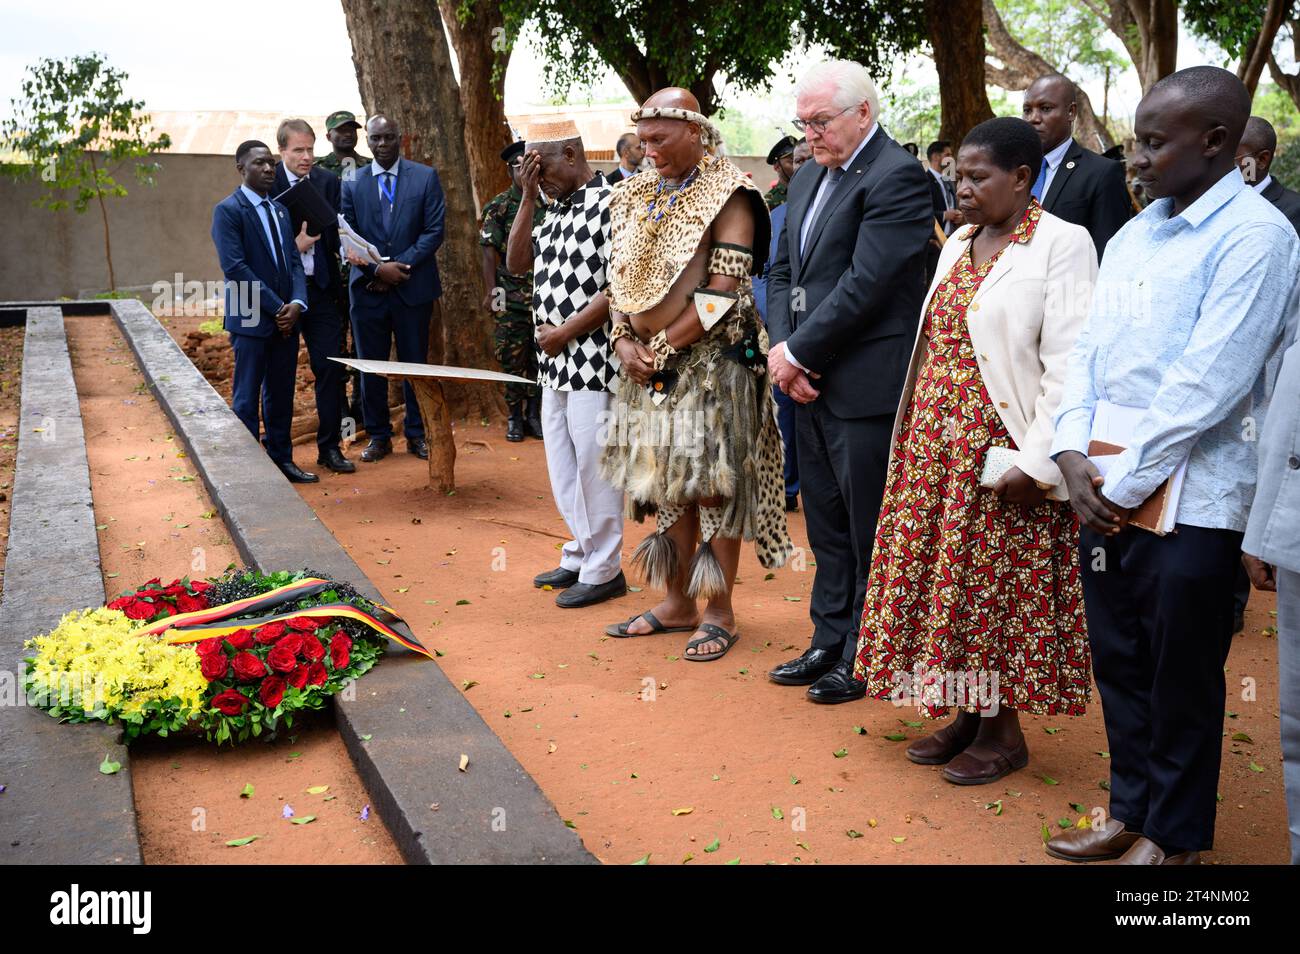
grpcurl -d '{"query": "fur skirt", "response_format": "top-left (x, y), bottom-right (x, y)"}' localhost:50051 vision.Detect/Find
top-left (599, 285), bottom-right (793, 571)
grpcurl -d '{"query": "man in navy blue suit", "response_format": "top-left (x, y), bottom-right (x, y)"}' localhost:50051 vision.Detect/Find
top-left (341, 114), bottom-right (446, 462)
top-left (211, 140), bottom-right (317, 483)
top-left (274, 118), bottom-right (354, 474)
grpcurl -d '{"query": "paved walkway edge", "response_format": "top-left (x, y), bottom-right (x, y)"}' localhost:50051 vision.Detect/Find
top-left (0, 306), bottom-right (142, 864)
top-left (109, 299), bottom-right (593, 864)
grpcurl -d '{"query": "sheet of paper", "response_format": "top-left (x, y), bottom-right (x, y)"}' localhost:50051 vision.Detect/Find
top-left (337, 214), bottom-right (385, 264)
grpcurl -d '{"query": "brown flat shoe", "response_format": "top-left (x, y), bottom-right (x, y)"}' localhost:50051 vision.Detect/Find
top-left (1110, 836), bottom-right (1201, 865)
top-left (906, 716), bottom-right (980, 765)
top-left (1045, 817), bottom-right (1141, 862)
top-left (940, 737), bottom-right (1028, 785)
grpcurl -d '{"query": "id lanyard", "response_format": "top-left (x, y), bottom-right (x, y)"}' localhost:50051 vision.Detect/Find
top-left (379, 172), bottom-right (396, 210)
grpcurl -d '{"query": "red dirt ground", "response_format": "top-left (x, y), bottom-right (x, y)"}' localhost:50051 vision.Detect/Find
top-left (0, 324), bottom-right (24, 597)
top-left (64, 314), bottom-right (400, 864)
top-left (153, 309), bottom-right (1288, 865)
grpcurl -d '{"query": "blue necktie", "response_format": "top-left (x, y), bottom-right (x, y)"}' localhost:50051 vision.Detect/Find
top-left (260, 200), bottom-right (287, 291)
top-left (380, 172), bottom-right (395, 233)
top-left (1031, 159), bottom-right (1048, 201)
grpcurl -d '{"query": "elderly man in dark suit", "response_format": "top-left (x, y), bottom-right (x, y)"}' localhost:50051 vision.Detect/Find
top-left (341, 114), bottom-right (446, 463)
top-left (766, 59), bottom-right (933, 703)
top-left (211, 140), bottom-right (313, 483)
top-left (274, 118), bottom-right (354, 474)
top-left (1023, 73), bottom-right (1132, 260)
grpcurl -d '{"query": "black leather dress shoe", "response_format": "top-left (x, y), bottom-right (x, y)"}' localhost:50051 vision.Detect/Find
top-left (554, 571), bottom-right (627, 608)
top-left (533, 566), bottom-right (580, 589)
top-left (768, 647), bottom-right (839, 686)
top-left (317, 447), bottom-right (356, 473)
top-left (361, 438), bottom-right (392, 462)
top-left (806, 660), bottom-right (868, 704)
top-left (278, 461), bottom-right (320, 483)
top-left (408, 438), bottom-right (429, 460)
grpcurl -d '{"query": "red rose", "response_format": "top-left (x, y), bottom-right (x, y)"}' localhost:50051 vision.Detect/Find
top-left (154, 603), bottom-right (176, 618)
top-left (190, 580), bottom-right (213, 593)
top-left (200, 652), bottom-right (229, 682)
top-left (211, 688), bottom-right (250, 715)
top-left (288, 616), bottom-right (320, 631)
top-left (330, 633), bottom-right (352, 670)
top-left (259, 676), bottom-right (286, 708)
top-left (300, 637), bottom-right (325, 662)
top-left (231, 651), bottom-right (266, 681)
top-left (176, 593), bottom-right (207, 613)
top-left (227, 629), bottom-right (254, 650)
top-left (196, 636), bottom-right (224, 657)
top-left (122, 599), bottom-right (155, 621)
top-left (164, 583), bottom-right (186, 596)
top-left (135, 588), bottom-right (165, 600)
top-left (267, 644), bottom-right (297, 674)
top-left (142, 578), bottom-right (162, 587)
top-left (107, 596), bottom-right (133, 611)
top-left (277, 633), bottom-right (304, 657)
top-left (254, 621), bottom-right (287, 644)
top-left (306, 662), bottom-right (328, 686)
top-left (287, 665), bottom-right (310, 689)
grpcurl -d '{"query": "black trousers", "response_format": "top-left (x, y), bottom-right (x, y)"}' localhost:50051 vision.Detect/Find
top-left (796, 401), bottom-right (893, 663)
top-left (1080, 524), bottom-right (1242, 852)
top-left (303, 282), bottom-right (346, 452)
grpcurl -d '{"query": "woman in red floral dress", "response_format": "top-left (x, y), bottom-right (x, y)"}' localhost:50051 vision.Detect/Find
top-left (854, 118), bottom-right (1098, 785)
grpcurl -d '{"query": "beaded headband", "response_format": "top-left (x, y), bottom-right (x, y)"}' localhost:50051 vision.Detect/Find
top-left (630, 106), bottom-right (724, 151)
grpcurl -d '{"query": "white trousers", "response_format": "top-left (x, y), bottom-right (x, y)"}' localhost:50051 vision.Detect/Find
top-left (541, 388), bottom-right (624, 585)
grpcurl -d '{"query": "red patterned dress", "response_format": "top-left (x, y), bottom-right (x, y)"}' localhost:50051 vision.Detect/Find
top-left (853, 203), bottom-right (1090, 719)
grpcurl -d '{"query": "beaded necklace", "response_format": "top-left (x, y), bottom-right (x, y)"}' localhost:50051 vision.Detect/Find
top-left (641, 156), bottom-right (712, 237)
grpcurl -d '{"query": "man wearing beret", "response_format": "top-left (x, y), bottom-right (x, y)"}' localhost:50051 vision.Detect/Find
top-left (480, 140), bottom-right (547, 441)
top-left (764, 134), bottom-right (798, 210)
top-left (317, 110), bottom-right (370, 181)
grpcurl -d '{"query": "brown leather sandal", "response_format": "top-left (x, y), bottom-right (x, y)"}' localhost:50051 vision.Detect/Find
top-left (941, 737), bottom-right (1029, 785)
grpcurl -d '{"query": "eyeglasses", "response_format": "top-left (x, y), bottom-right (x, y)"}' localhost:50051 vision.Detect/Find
top-left (792, 104), bottom-right (855, 134)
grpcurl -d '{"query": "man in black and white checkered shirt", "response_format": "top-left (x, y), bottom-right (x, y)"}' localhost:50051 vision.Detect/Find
top-left (506, 119), bottom-right (626, 609)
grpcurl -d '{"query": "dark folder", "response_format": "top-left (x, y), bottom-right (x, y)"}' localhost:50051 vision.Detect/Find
top-left (273, 176), bottom-right (335, 236)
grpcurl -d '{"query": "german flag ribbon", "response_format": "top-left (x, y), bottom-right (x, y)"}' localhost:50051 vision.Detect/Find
top-left (138, 578), bottom-right (432, 660)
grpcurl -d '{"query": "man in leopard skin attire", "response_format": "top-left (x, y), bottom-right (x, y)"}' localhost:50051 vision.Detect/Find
top-left (599, 88), bottom-right (792, 661)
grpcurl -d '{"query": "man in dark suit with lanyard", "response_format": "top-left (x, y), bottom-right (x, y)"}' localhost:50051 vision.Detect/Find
top-left (766, 60), bottom-right (932, 703)
top-left (1022, 73), bottom-right (1132, 260)
top-left (274, 118), bottom-right (354, 474)
top-left (211, 140), bottom-right (315, 483)
top-left (341, 114), bottom-right (446, 463)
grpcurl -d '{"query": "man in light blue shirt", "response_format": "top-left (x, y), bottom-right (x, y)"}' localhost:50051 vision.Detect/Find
top-left (1045, 67), bottom-right (1300, 866)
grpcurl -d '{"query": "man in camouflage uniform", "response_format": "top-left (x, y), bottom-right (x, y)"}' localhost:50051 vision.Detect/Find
top-left (317, 110), bottom-right (370, 180)
top-left (763, 134), bottom-right (798, 210)
top-left (480, 140), bottom-right (546, 441)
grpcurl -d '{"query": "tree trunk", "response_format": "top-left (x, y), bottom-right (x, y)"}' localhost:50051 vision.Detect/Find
top-left (1269, 18), bottom-right (1300, 111)
top-left (982, 0), bottom-right (1115, 151)
top-left (926, 0), bottom-right (995, 144)
top-left (340, 0), bottom-right (505, 423)
top-left (1239, 0), bottom-right (1289, 98)
top-left (439, 0), bottom-right (512, 211)
top-left (88, 150), bottom-right (117, 292)
top-left (1081, 0), bottom-right (1177, 92)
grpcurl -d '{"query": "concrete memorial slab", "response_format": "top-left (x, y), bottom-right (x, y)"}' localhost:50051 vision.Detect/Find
top-left (0, 306), bottom-right (142, 865)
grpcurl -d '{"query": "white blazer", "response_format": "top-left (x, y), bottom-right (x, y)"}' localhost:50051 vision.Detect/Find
top-left (889, 208), bottom-right (1098, 500)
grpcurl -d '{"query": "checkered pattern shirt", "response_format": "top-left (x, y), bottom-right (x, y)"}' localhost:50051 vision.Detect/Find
top-left (531, 174), bottom-right (619, 392)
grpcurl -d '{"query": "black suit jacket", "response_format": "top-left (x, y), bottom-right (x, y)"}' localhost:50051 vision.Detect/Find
top-left (767, 128), bottom-right (932, 419)
top-left (1040, 138), bottom-right (1131, 261)
top-left (1262, 176), bottom-right (1300, 237)
top-left (273, 162), bottom-right (342, 293)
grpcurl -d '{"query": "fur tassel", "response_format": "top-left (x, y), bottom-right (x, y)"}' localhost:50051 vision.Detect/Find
top-left (685, 541), bottom-right (728, 600)
top-left (629, 531), bottom-right (678, 592)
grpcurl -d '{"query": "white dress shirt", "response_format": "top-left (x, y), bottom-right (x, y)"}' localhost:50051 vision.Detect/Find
top-left (1253, 174), bottom-right (1274, 194)
top-left (787, 123), bottom-right (878, 372)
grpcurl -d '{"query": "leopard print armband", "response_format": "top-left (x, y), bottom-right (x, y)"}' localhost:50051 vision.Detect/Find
top-left (610, 322), bottom-right (636, 346)
top-left (708, 242), bottom-right (753, 279)
top-left (648, 330), bottom-right (677, 371)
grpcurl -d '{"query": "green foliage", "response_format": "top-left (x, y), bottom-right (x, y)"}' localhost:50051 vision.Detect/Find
top-left (991, 0), bottom-right (1129, 79)
top-left (1182, 1), bottom-right (1295, 63)
top-left (498, 0), bottom-right (927, 112)
top-left (0, 53), bottom-right (170, 213)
